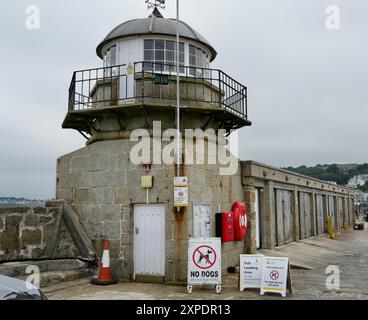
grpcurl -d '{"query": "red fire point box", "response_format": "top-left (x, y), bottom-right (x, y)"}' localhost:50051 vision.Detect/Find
top-left (221, 212), bottom-right (235, 243)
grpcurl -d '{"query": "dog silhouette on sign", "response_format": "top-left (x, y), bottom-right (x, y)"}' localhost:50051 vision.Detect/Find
top-left (198, 250), bottom-right (213, 265)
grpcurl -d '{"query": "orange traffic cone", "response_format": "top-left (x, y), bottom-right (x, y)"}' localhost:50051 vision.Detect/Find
top-left (91, 240), bottom-right (118, 286)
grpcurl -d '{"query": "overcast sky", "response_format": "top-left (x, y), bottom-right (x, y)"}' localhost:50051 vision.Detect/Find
top-left (0, 0), bottom-right (367, 199)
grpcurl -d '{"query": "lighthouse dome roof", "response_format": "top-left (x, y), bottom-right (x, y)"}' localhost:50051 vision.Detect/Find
top-left (96, 9), bottom-right (217, 61)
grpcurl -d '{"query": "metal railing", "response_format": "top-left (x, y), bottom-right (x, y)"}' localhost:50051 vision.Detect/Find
top-left (68, 62), bottom-right (248, 119)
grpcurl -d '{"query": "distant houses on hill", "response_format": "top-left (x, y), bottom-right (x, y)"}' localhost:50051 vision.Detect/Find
top-left (348, 175), bottom-right (368, 187)
top-left (355, 191), bottom-right (368, 205)
top-left (0, 197), bottom-right (45, 208)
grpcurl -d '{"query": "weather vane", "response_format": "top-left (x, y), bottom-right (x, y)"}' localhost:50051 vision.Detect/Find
top-left (145, 0), bottom-right (166, 9)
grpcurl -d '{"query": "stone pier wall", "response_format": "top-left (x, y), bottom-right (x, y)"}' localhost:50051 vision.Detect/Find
top-left (0, 201), bottom-right (78, 262)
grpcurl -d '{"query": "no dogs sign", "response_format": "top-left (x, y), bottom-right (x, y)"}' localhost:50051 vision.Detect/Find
top-left (260, 257), bottom-right (290, 297)
top-left (174, 187), bottom-right (189, 207)
top-left (187, 238), bottom-right (221, 286)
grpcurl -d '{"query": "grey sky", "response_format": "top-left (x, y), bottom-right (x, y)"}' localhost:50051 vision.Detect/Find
top-left (0, 0), bottom-right (367, 199)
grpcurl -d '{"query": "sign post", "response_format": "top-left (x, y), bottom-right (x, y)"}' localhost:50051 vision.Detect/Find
top-left (260, 257), bottom-right (290, 297)
top-left (239, 254), bottom-right (264, 291)
top-left (187, 238), bottom-right (221, 294)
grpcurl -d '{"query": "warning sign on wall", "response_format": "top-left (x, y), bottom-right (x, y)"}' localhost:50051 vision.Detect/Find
top-left (239, 254), bottom-right (264, 291)
top-left (174, 177), bottom-right (188, 187)
top-left (260, 257), bottom-right (289, 297)
top-left (174, 187), bottom-right (189, 207)
top-left (187, 238), bottom-right (221, 286)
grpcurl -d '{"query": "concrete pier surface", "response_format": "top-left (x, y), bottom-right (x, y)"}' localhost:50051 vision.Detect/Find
top-left (44, 228), bottom-right (368, 300)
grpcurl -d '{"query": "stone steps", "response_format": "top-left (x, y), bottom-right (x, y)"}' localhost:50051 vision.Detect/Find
top-left (0, 259), bottom-right (94, 288)
top-left (21, 269), bottom-right (92, 288)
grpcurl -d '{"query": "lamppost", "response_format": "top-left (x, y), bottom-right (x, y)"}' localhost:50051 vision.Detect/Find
top-left (176, 0), bottom-right (181, 179)
top-left (145, 0), bottom-right (180, 178)
top-left (146, 1), bottom-right (182, 213)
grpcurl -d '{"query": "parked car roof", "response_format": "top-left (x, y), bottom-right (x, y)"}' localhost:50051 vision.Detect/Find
top-left (0, 275), bottom-right (46, 300)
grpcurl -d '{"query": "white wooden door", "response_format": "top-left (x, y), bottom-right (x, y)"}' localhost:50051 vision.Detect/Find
top-left (119, 39), bottom-right (140, 100)
top-left (134, 204), bottom-right (165, 278)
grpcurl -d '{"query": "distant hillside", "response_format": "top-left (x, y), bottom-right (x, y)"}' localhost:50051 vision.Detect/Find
top-left (283, 163), bottom-right (368, 188)
top-left (0, 197), bottom-right (45, 208)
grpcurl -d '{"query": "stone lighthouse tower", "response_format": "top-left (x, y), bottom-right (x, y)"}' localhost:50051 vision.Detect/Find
top-left (57, 3), bottom-right (251, 282)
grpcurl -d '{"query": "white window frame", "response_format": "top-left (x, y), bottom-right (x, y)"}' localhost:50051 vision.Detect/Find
top-left (103, 44), bottom-right (118, 68)
top-left (189, 44), bottom-right (210, 77)
top-left (143, 38), bottom-right (185, 74)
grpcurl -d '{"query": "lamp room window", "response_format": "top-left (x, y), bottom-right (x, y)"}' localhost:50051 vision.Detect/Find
top-left (144, 39), bottom-right (184, 73)
top-left (104, 45), bottom-right (117, 68)
top-left (103, 45), bottom-right (118, 77)
top-left (189, 45), bottom-right (209, 77)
